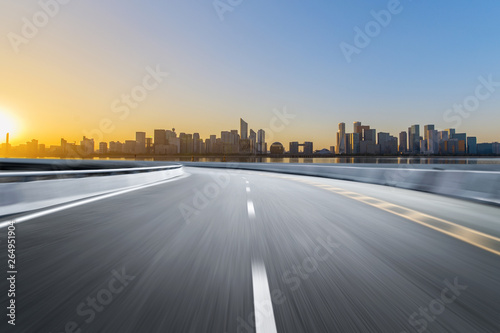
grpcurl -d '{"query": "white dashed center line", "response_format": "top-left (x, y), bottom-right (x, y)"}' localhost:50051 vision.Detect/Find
top-left (247, 200), bottom-right (256, 218)
top-left (246, 187), bottom-right (251, 193)
top-left (251, 260), bottom-right (278, 333)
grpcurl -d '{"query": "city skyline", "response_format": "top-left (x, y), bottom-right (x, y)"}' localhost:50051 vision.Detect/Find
top-left (2, 113), bottom-right (500, 150)
top-left (3, 117), bottom-right (499, 157)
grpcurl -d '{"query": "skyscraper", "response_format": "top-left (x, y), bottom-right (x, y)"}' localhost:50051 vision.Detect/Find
top-left (363, 129), bottom-right (376, 143)
top-left (136, 132), bottom-right (146, 154)
top-left (99, 142), bottom-right (108, 154)
top-left (249, 129), bottom-right (256, 154)
top-left (409, 125), bottom-right (420, 153)
top-left (445, 128), bottom-right (456, 139)
top-left (424, 125), bottom-right (435, 142)
top-left (336, 122), bottom-right (346, 154)
top-left (353, 121), bottom-right (361, 134)
top-left (154, 129), bottom-right (166, 146)
top-left (349, 133), bottom-right (360, 154)
top-left (399, 131), bottom-right (407, 153)
top-left (467, 137), bottom-right (477, 155)
top-left (240, 118), bottom-right (248, 140)
top-left (257, 129), bottom-right (266, 154)
top-left (193, 133), bottom-right (200, 154)
top-left (428, 129), bottom-right (439, 154)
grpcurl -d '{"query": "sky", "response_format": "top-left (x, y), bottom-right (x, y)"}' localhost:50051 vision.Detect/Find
top-left (1, 0), bottom-right (499, 148)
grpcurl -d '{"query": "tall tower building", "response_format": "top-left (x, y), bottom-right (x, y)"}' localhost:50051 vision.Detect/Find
top-left (363, 129), bottom-right (376, 143)
top-left (193, 133), bottom-right (200, 154)
top-left (353, 121), bottom-right (361, 134)
top-left (336, 122), bottom-right (346, 154)
top-left (154, 129), bottom-right (166, 146)
top-left (409, 125), bottom-right (420, 153)
top-left (136, 132), bottom-right (146, 154)
top-left (240, 118), bottom-right (248, 140)
top-left (257, 129), bottom-right (266, 154)
top-left (424, 125), bottom-right (435, 142)
top-left (399, 131), bottom-right (407, 153)
top-left (445, 128), bottom-right (456, 139)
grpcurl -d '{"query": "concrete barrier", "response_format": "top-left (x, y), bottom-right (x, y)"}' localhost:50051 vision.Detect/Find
top-left (181, 162), bottom-right (500, 206)
top-left (0, 165), bottom-right (183, 216)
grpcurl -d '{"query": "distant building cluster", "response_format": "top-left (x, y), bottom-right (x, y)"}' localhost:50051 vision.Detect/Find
top-left (0, 119), bottom-right (268, 157)
top-left (1, 118), bottom-right (499, 158)
top-left (335, 122), bottom-right (500, 156)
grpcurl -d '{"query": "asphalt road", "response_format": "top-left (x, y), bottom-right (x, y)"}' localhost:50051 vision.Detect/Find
top-left (1, 167), bottom-right (500, 332)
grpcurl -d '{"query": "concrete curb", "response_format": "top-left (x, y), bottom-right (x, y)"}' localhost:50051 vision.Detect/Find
top-left (0, 166), bottom-right (184, 216)
top-left (181, 162), bottom-right (500, 206)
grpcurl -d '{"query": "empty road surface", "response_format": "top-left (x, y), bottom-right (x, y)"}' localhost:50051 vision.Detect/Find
top-left (1, 167), bottom-right (499, 332)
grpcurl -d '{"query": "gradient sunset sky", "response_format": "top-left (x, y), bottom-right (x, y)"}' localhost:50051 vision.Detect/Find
top-left (1, 0), bottom-right (499, 148)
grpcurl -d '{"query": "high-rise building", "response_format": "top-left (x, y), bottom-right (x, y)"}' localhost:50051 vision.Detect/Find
top-left (289, 142), bottom-right (299, 154)
top-left (336, 122), bottom-right (346, 154)
top-left (353, 121), bottom-right (361, 134)
top-left (186, 134), bottom-right (193, 154)
top-left (99, 142), bottom-right (108, 154)
top-left (169, 137), bottom-right (180, 154)
top-left (136, 132), bottom-right (146, 154)
top-left (249, 130), bottom-right (256, 154)
top-left (60, 138), bottom-right (68, 154)
top-left (424, 125), bottom-right (435, 142)
top-left (231, 130), bottom-right (239, 145)
top-left (193, 133), bottom-right (200, 154)
top-left (409, 125), bottom-right (420, 153)
top-left (166, 129), bottom-right (177, 142)
top-left (454, 133), bottom-right (467, 154)
top-left (439, 131), bottom-right (449, 142)
top-left (257, 129), bottom-right (266, 154)
top-left (146, 138), bottom-right (153, 154)
top-left (154, 129), bottom-right (166, 146)
top-left (378, 132), bottom-right (398, 155)
top-left (477, 143), bottom-right (494, 155)
top-left (427, 130), bottom-right (439, 154)
top-left (363, 129), bottom-right (376, 143)
top-left (80, 136), bottom-right (94, 155)
top-left (399, 131), bottom-right (407, 153)
top-left (445, 128), bottom-right (456, 139)
top-left (124, 140), bottom-right (136, 154)
top-left (303, 142), bottom-right (313, 155)
top-left (349, 133), bottom-right (360, 154)
top-left (240, 118), bottom-right (248, 140)
top-left (467, 137), bottom-right (477, 155)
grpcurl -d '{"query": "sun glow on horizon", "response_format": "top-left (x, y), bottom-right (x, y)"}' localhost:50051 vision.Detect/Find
top-left (0, 109), bottom-right (20, 143)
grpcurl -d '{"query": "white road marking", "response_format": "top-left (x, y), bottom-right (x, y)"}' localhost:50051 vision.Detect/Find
top-left (246, 180), bottom-right (250, 184)
top-left (246, 187), bottom-right (251, 193)
top-left (247, 200), bottom-right (256, 218)
top-left (0, 174), bottom-right (189, 228)
top-left (251, 260), bottom-right (278, 333)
